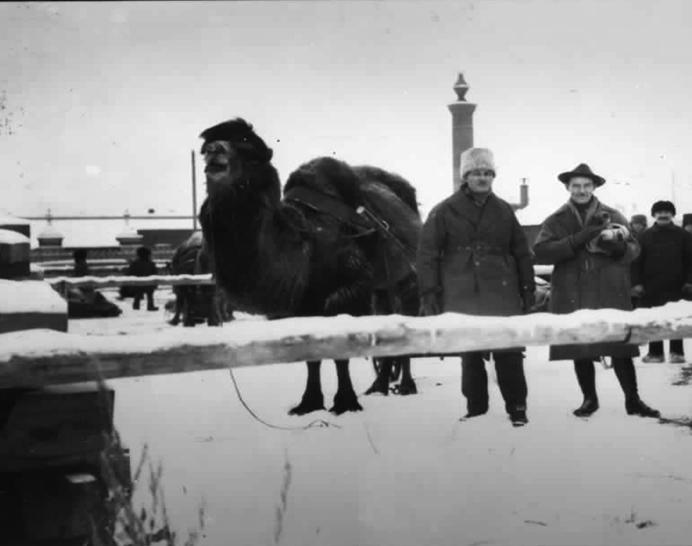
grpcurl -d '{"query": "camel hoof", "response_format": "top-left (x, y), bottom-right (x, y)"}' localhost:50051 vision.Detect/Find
top-left (393, 381), bottom-right (418, 396)
top-left (364, 380), bottom-right (389, 396)
top-left (330, 393), bottom-right (363, 414)
top-left (288, 397), bottom-right (325, 415)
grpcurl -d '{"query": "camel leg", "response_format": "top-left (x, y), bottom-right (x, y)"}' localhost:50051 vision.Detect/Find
top-left (289, 361), bottom-right (325, 415)
top-left (182, 292), bottom-right (195, 327)
top-left (393, 357), bottom-right (417, 395)
top-left (365, 357), bottom-right (392, 396)
top-left (331, 359), bottom-right (363, 414)
top-left (168, 290), bottom-right (182, 326)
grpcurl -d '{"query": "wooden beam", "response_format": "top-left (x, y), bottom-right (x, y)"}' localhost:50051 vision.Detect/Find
top-left (1, 302), bottom-right (691, 389)
top-left (49, 274), bottom-right (214, 290)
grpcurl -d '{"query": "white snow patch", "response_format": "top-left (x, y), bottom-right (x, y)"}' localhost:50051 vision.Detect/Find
top-left (0, 279), bottom-right (67, 314)
top-left (0, 228), bottom-right (30, 245)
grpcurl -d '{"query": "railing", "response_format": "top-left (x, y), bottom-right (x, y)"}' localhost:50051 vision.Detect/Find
top-left (1, 301), bottom-right (691, 389)
top-left (49, 274), bottom-right (214, 289)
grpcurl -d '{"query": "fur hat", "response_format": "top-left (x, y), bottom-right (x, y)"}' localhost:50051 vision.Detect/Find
top-left (558, 163), bottom-right (605, 187)
top-left (630, 214), bottom-right (647, 227)
top-left (651, 200), bottom-right (676, 216)
top-left (460, 148), bottom-right (496, 180)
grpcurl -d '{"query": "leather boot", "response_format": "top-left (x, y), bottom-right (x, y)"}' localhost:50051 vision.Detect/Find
top-left (573, 398), bottom-right (599, 417)
top-left (625, 398), bottom-right (660, 418)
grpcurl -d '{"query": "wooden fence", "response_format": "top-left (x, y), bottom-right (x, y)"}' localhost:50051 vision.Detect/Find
top-left (1, 301), bottom-right (691, 389)
top-left (49, 274), bottom-right (214, 296)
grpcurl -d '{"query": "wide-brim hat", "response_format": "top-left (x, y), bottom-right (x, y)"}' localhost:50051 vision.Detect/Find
top-left (558, 163), bottom-right (605, 187)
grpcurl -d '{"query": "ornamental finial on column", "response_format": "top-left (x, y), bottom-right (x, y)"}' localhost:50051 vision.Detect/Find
top-left (453, 73), bottom-right (469, 101)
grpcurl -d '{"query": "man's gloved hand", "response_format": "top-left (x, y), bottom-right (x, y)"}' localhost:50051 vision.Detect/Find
top-left (521, 290), bottom-right (536, 313)
top-left (682, 283), bottom-right (692, 299)
top-left (631, 284), bottom-right (645, 298)
top-left (419, 292), bottom-right (441, 316)
top-left (569, 223), bottom-right (606, 249)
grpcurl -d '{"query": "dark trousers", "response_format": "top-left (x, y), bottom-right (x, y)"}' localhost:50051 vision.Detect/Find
top-left (461, 351), bottom-right (527, 414)
top-left (133, 287), bottom-right (155, 309)
top-left (648, 339), bottom-right (684, 356)
top-left (573, 357), bottom-right (638, 402)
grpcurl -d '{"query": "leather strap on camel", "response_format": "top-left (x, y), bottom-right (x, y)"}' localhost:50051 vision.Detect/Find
top-left (284, 185), bottom-right (374, 236)
top-left (284, 185), bottom-right (416, 297)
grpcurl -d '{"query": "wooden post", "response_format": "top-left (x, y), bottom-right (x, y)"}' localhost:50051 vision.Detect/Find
top-left (2, 302), bottom-right (692, 388)
top-left (191, 150), bottom-right (198, 231)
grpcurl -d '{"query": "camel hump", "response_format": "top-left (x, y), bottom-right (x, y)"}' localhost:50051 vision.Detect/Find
top-left (284, 157), bottom-right (361, 208)
top-left (353, 165), bottom-right (419, 215)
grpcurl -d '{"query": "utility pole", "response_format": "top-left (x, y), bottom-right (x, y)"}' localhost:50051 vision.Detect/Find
top-left (191, 150), bottom-right (198, 230)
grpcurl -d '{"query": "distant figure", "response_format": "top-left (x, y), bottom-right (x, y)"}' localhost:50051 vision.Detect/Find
top-left (127, 246), bottom-right (159, 311)
top-left (631, 200), bottom-right (692, 364)
top-left (533, 163), bottom-right (659, 419)
top-left (628, 215), bottom-right (648, 308)
top-left (72, 248), bottom-right (90, 277)
top-left (683, 213), bottom-right (692, 235)
top-left (629, 214), bottom-right (647, 240)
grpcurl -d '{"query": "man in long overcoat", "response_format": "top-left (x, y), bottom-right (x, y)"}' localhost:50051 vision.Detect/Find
top-left (417, 148), bottom-right (535, 426)
top-left (533, 163), bottom-right (659, 418)
top-left (631, 200), bottom-right (692, 363)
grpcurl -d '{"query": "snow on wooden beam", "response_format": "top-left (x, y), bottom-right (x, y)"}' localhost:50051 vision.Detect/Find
top-left (49, 274), bottom-right (214, 290)
top-left (1, 302), bottom-right (691, 389)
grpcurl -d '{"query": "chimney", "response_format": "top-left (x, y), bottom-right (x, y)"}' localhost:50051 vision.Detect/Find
top-left (510, 178), bottom-right (530, 211)
top-left (448, 73), bottom-right (476, 192)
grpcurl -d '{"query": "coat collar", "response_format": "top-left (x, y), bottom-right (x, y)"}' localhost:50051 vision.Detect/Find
top-left (558, 196), bottom-right (602, 228)
top-left (449, 187), bottom-right (498, 211)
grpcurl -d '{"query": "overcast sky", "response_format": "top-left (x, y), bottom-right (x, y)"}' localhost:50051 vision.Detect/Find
top-left (2, 1), bottom-right (692, 246)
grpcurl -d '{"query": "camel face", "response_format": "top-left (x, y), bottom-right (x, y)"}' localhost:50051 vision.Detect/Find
top-left (203, 140), bottom-right (241, 190)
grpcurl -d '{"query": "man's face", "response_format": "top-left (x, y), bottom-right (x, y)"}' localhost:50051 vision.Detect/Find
top-left (684, 224), bottom-right (692, 234)
top-left (631, 222), bottom-right (646, 234)
top-left (654, 211), bottom-right (674, 225)
top-left (202, 140), bottom-right (238, 190)
top-left (465, 169), bottom-right (495, 195)
top-left (567, 177), bottom-right (595, 205)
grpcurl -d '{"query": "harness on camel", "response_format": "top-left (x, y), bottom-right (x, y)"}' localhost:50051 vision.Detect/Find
top-left (284, 185), bottom-right (418, 314)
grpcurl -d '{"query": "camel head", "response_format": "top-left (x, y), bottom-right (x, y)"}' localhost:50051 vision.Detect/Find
top-left (199, 118), bottom-right (274, 192)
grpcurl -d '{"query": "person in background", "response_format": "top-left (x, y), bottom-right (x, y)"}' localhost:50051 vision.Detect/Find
top-left (127, 246), bottom-right (159, 311)
top-left (631, 200), bottom-right (692, 363)
top-left (533, 163), bottom-right (659, 419)
top-left (72, 248), bottom-right (90, 277)
top-left (629, 214), bottom-right (648, 241)
top-left (417, 147), bottom-right (535, 427)
top-left (628, 214), bottom-right (648, 309)
top-left (683, 213), bottom-right (692, 235)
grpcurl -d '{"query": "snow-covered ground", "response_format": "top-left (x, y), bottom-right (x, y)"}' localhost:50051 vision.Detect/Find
top-left (70, 289), bottom-right (692, 546)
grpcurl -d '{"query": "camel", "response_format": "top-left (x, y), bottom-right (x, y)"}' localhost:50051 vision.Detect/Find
top-left (168, 231), bottom-right (232, 327)
top-left (198, 118), bottom-right (420, 414)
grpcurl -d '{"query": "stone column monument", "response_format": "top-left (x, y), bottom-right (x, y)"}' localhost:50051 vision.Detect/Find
top-left (448, 73), bottom-right (476, 192)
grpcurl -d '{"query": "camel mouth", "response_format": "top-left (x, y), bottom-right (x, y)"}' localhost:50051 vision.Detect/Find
top-left (204, 162), bottom-right (228, 175)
